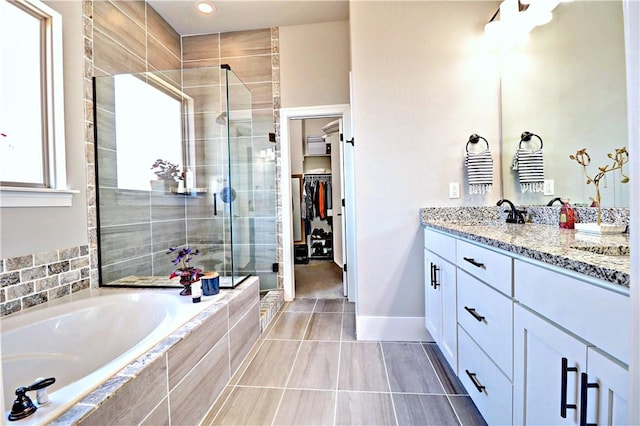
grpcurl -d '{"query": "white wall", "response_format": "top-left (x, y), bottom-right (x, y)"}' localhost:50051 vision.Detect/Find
top-left (279, 20), bottom-right (351, 108)
top-left (0, 1), bottom-right (88, 258)
top-left (349, 1), bottom-right (501, 339)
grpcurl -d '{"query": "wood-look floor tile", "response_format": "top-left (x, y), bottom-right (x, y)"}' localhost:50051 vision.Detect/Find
top-left (315, 298), bottom-right (344, 313)
top-left (393, 394), bottom-right (459, 425)
top-left (273, 389), bottom-right (335, 426)
top-left (382, 343), bottom-right (444, 394)
top-left (341, 313), bottom-right (357, 342)
top-left (449, 395), bottom-right (488, 426)
top-left (338, 342), bottom-right (389, 392)
top-left (285, 298), bottom-right (317, 312)
top-left (209, 386), bottom-right (283, 426)
top-left (336, 391), bottom-right (396, 426)
top-left (423, 343), bottom-right (467, 395)
top-left (304, 313), bottom-right (342, 341)
top-left (266, 312), bottom-right (311, 340)
top-left (237, 340), bottom-right (300, 387)
top-left (287, 341), bottom-right (340, 390)
top-left (344, 301), bottom-right (356, 312)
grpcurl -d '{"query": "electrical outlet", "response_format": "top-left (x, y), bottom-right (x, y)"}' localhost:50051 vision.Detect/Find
top-left (543, 179), bottom-right (555, 195)
top-left (449, 182), bottom-right (460, 199)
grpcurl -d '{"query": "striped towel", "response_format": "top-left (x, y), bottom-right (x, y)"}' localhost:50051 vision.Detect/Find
top-left (512, 148), bottom-right (544, 193)
top-left (465, 149), bottom-right (493, 195)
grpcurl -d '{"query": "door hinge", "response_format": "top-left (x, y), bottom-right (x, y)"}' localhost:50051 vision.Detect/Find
top-left (343, 263), bottom-right (347, 272)
top-left (272, 263), bottom-right (279, 273)
top-left (340, 133), bottom-right (343, 141)
top-left (341, 198), bottom-right (345, 207)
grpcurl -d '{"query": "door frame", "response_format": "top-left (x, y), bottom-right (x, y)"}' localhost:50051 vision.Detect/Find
top-left (280, 104), bottom-right (352, 302)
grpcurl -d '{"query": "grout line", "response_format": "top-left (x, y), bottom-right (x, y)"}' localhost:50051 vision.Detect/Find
top-left (419, 343), bottom-right (465, 425)
top-left (334, 310), bottom-right (345, 426)
top-left (269, 299), bottom-right (314, 426)
top-left (379, 342), bottom-right (399, 426)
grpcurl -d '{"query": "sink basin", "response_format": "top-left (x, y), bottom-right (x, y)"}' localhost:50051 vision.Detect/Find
top-left (571, 245), bottom-right (630, 256)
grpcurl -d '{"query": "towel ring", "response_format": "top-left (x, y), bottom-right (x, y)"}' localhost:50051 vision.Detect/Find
top-left (466, 134), bottom-right (490, 153)
top-left (519, 131), bottom-right (543, 149)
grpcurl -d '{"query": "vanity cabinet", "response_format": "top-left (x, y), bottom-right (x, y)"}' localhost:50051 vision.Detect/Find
top-left (513, 259), bottom-right (629, 426)
top-left (423, 225), bottom-right (629, 426)
top-left (423, 228), bottom-right (457, 370)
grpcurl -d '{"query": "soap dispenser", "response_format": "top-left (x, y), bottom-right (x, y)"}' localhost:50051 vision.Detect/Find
top-left (559, 200), bottom-right (575, 229)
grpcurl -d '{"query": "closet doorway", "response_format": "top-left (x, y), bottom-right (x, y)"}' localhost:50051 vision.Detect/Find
top-left (280, 104), bottom-right (356, 304)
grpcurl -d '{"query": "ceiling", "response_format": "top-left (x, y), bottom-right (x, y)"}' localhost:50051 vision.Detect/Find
top-left (147, 0), bottom-right (349, 36)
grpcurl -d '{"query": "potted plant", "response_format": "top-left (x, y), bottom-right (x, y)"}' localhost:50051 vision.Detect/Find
top-left (150, 159), bottom-right (183, 192)
top-left (167, 246), bottom-right (203, 296)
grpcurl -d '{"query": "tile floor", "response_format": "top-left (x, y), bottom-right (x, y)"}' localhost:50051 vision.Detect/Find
top-left (202, 298), bottom-right (487, 425)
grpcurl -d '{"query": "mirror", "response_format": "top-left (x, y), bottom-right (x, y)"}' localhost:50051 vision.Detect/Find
top-left (501, 0), bottom-right (629, 207)
top-left (291, 174), bottom-right (305, 243)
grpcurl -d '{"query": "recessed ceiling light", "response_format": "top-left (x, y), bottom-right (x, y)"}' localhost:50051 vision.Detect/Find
top-left (196, 0), bottom-right (215, 15)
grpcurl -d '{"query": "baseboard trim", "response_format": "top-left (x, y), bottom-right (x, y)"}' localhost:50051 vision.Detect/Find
top-left (356, 315), bottom-right (434, 342)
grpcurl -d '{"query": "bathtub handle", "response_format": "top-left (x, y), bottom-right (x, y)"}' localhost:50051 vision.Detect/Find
top-left (29, 377), bottom-right (56, 405)
top-left (27, 377), bottom-right (56, 391)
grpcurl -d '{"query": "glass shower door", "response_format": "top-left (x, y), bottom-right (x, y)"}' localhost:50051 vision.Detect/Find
top-left (223, 67), bottom-right (253, 287)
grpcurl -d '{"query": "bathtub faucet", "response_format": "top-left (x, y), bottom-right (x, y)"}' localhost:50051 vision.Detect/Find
top-left (7, 377), bottom-right (56, 422)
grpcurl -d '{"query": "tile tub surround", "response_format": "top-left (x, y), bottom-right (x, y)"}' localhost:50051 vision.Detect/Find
top-left (48, 277), bottom-right (259, 425)
top-left (0, 245), bottom-right (91, 317)
top-left (203, 298), bottom-right (487, 425)
top-left (420, 208), bottom-right (630, 288)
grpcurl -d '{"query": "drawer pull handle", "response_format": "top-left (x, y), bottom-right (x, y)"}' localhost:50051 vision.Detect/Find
top-left (561, 357), bottom-right (578, 418)
top-left (579, 372), bottom-right (599, 426)
top-left (463, 257), bottom-right (485, 268)
top-left (465, 369), bottom-right (486, 392)
top-left (430, 263), bottom-right (440, 289)
top-left (464, 306), bottom-right (485, 322)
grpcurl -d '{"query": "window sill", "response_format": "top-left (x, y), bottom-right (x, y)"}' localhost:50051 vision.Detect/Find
top-left (0, 187), bottom-right (79, 207)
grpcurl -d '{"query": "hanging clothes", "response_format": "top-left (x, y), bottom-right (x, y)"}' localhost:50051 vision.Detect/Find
top-left (318, 181), bottom-right (326, 220)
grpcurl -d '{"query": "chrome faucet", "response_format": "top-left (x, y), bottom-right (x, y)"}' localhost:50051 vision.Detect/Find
top-left (497, 199), bottom-right (526, 224)
top-left (546, 197), bottom-right (563, 206)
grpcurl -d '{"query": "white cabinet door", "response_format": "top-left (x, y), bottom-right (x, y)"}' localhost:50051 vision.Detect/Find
top-left (424, 249), bottom-right (457, 371)
top-left (585, 347), bottom-right (628, 426)
top-left (514, 304), bottom-right (587, 426)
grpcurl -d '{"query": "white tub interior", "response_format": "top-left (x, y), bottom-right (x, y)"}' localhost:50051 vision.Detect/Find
top-left (1, 288), bottom-right (219, 424)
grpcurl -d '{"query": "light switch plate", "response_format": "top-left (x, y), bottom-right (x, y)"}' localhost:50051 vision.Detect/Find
top-left (449, 182), bottom-right (460, 199)
top-left (543, 179), bottom-right (555, 195)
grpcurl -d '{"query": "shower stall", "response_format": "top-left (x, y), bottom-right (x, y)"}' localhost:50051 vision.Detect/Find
top-left (94, 65), bottom-right (276, 291)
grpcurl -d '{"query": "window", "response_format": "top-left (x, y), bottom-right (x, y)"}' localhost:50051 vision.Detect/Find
top-left (0, 0), bottom-right (73, 206)
top-left (113, 74), bottom-right (184, 191)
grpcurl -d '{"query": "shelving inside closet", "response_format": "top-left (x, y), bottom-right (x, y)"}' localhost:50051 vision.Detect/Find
top-left (290, 117), bottom-right (342, 264)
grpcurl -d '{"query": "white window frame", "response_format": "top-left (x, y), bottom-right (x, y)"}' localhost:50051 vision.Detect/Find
top-left (0, 0), bottom-right (76, 207)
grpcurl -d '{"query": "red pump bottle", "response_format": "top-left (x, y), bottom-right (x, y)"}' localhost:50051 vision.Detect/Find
top-left (559, 201), bottom-right (575, 229)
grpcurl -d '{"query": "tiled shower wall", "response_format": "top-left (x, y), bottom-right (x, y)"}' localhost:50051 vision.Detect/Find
top-left (182, 30), bottom-right (280, 290)
top-left (0, 0), bottom-right (281, 316)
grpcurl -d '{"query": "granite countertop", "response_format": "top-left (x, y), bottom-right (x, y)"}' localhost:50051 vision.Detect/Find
top-left (420, 207), bottom-right (630, 290)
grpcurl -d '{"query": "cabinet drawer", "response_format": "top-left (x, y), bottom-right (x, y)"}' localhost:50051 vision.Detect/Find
top-left (458, 326), bottom-right (512, 426)
top-left (456, 239), bottom-right (512, 295)
top-left (424, 227), bottom-right (456, 263)
top-left (514, 260), bottom-right (629, 364)
top-left (458, 270), bottom-right (513, 378)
